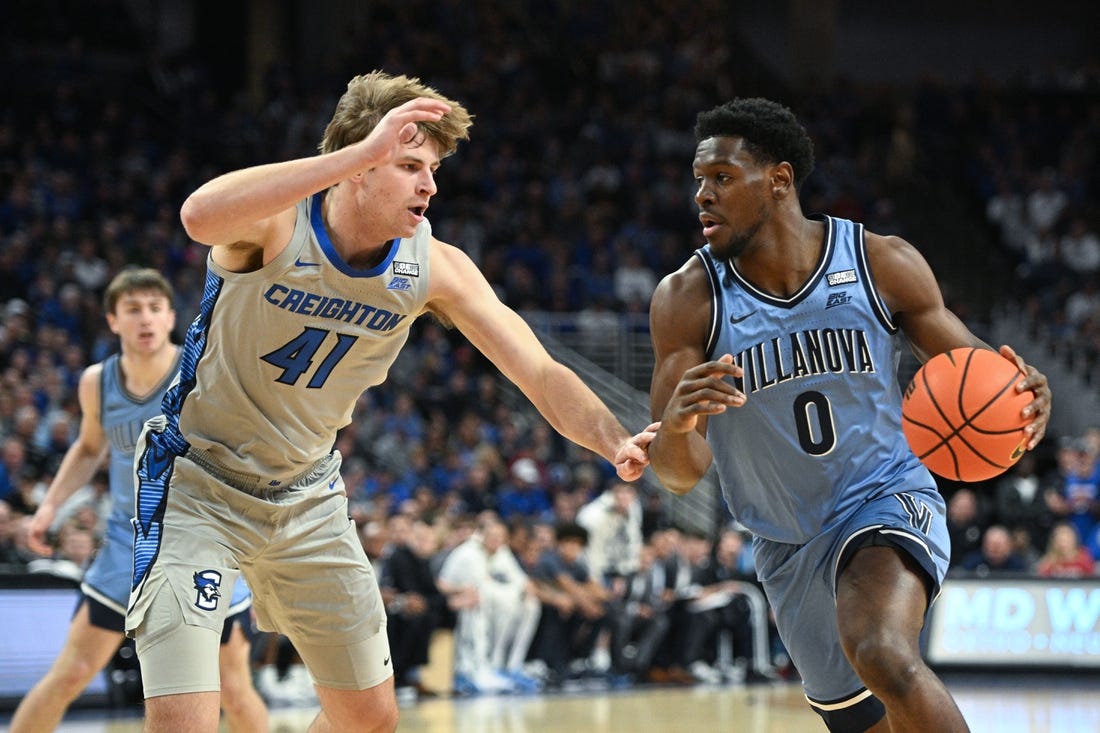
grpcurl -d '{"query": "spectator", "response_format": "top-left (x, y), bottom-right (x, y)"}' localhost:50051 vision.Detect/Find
top-left (612, 249), bottom-right (658, 309)
top-left (1060, 215), bottom-right (1100, 277)
top-left (1009, 525), bottom-right (1042, 571)
top-left (576, 481), bottom-right (644, 587)
top-left (380, 517), bottom-right (449, 696)
top-left (485, 519), bottom-right (542, 680)
top-left (645, 526), bottom-right (698, 685)
top-left (993, 452), bottom-right (1054, 550)
top-left (679, 528), bottom-right (767, 684)
top-left (360, 519), bottom-right (390, 577)
top-left (607, 543), bottom-right (671, 682)
top-left (1036, 522), bottom-right (1095, 578)
top-left (0, 435), bottom-right (29, 503)
top-left (1044, 438), bottom-right (1100, 548)
top-left (946, 488), bottom-right (987, 567)
top-left (437, 515), bottom-right (539, 694)
top-left (0, 500), bottom-right (26, 569)
top-left (529, 522), bottom-right (610, 684)
top-left (958, 525), bottom-right (1030, 576)
top-left (1025, 167), bottom-right (1068, 234)
top-left (497, 457), bottom-right (552, 521)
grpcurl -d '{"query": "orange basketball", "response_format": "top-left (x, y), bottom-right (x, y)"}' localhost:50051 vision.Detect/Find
top-left (901, 347), bottom-right (1032, 482)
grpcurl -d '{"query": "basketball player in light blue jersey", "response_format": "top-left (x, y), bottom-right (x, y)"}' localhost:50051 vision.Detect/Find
top-left (648, 99), bottom-right (1051, 732)
top-left (13, 269), bottom-right (267, 733)
top-left (128, 71), bottom-right (656, 733)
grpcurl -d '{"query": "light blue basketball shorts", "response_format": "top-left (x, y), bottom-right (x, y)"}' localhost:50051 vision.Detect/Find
top-left (751, 487), bottom-right (950, 713)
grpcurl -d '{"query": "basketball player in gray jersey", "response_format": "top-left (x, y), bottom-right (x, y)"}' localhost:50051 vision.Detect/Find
top-left (13, 269), bottom-right (267, 733)
top-left (128, 71), bottom-right (657, 733)
top-left (648, 98), bottom-right (1051, 732)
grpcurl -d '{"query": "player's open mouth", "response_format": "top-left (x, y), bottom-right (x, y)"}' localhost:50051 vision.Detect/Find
top-left (700, 213), bottom-right (722, 237)
top-left (409, 205), bottom-right (427, 219)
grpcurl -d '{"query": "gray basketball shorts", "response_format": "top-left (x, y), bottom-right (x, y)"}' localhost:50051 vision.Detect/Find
top-left (128, 422), bottom-right (390, 697)
top-left (751, 487), bottom-right (950, 716)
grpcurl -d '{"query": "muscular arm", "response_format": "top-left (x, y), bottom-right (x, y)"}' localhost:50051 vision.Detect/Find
top-left (869, 232), bottom-right (1051, 447)
top-left (647, 259), bottom-right (743, 494)
top-left (426, 241), bottom-right (651, 479)
top-left (179, 98), bottom-right (451, 270)
top-left (26, 365), bottom-right (109, 554)
top-left (867, 233), bottom-right (986, 360)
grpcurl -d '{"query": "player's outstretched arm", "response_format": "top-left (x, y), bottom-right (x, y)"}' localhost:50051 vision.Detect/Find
top-left (867, 231), bottom-right (1051, 451)
top-left (426, 240), bottom-right (650, 480)
top-left (26, 365), bottom-right (109, 556)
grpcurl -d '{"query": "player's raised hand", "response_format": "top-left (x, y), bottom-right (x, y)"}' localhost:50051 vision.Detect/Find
top-left (661, 354), bottom-right (745, 435)
top-left (349, 97), bottom-right (451, 168)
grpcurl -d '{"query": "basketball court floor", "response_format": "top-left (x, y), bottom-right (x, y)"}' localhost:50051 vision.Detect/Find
top-left (13, 673), bottom-right (1100, 733)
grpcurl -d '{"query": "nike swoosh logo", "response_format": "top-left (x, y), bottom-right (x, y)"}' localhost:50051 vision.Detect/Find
top-left (328, 478), bottom-right (338, 490)
top-left (1010, 440), bottom-right (1028, 461)
top-left (729, 310), bottom-right (756, 325)
top-left (383, 656), bottom-right (390, 666)
top-left (295, 258), bottom-right (321, 267)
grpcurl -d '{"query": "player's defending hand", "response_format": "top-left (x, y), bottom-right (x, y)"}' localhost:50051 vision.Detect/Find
top-left (348, 97), bottom-right (451, 168)
top-left (999, 344), bottom-right (1051, 450)
top-left (614, 421), bottom-right (660, 481)
top-left (662, 354), bottom-right (745, 435)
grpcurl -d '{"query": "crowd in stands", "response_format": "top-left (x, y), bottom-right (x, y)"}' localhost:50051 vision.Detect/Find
top-left (2, 0), bottom-right (1099, 706)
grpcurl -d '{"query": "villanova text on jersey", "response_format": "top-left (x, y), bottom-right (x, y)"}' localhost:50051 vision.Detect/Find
top-left (697, 215), bottom-right (937, 544)
top-left (731, 327), bottom-right (876, 394)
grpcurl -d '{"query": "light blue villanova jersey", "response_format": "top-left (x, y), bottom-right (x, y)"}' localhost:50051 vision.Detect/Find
top-left (89, 344), bottom-right (251, 614)
top-left (83, 351), bottom-right (181, 613)
top-left (699, 215), bottom-right (936, 544)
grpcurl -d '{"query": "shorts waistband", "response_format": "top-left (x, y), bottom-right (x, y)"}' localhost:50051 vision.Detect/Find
top-left (185, 447), bottom-right (330, 495)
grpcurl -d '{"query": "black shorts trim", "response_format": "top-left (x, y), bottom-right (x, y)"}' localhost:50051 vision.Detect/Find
top-left (81, 592), bottom-right (251, 646)
top-left (84, 594), bottom-right (126, 633)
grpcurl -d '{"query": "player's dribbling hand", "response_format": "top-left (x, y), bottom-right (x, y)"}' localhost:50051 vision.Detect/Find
top-left (661, 354), bottom-right (745, 435)
top-left (999, 344), bottom-right (1051, 450)
top-left (614, 421), bottom-right (660, 481)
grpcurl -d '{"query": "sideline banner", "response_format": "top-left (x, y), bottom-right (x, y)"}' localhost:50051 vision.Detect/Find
top-left (926, 576), bottom-right (1100, 668)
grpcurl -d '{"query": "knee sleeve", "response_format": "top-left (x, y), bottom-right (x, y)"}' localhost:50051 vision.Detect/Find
top-left (810, 690), bottom-right (886, 732)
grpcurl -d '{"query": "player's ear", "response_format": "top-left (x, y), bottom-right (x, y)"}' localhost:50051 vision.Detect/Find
top-left (771, 162), bottom-right (794, 196)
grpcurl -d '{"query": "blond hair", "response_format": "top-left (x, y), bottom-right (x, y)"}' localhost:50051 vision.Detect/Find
top-left (320, 71), bottom-right (473, 157)
top-left (103, 267), bottom-right (174, 314)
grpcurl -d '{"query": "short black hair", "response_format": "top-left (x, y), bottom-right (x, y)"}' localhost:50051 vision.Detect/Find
top-left (555, 521), bottom-right (589, 545)
top-left (695, 97), bottom-right (816, 190)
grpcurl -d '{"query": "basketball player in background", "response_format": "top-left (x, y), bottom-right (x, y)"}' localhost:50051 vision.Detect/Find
top-left (128, 71), bottom-right (656, 733)
top-left (648, 98), bottom-right (1051, 732)
top-left (11, 269), bottom-right (268, 733)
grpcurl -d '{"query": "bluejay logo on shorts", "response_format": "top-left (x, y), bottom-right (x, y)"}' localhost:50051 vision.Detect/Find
top-left (193, 570), bottom-right (223, 611)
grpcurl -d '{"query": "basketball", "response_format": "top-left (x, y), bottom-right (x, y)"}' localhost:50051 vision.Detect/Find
top-left (901, 347), bottom-right (1032, 482)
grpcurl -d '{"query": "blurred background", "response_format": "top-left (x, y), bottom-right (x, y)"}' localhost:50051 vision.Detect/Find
top-left (1, 0), bottom-right (1099, 718)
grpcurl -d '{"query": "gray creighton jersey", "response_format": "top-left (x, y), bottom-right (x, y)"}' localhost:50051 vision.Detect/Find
top-left (160, 193), bottom-right (431, 486)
